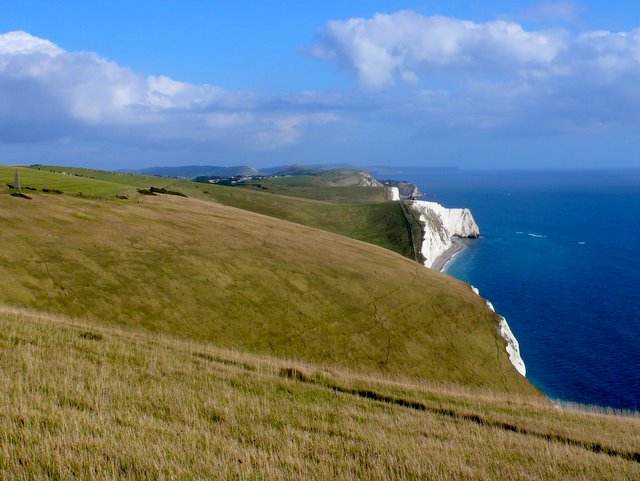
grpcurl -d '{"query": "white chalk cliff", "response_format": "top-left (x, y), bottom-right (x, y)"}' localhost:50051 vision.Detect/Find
top-left (386, 186), bottom-right (400, 201)
top-left (410, 200), bottom-right (527, 376)
top-left (473, 288), bottom-right (527, 377)
top-left (498, 315), bottom-right (527, 377)
top-left (406, 198), bottom-right (525, 377)
top-left (408, 200), bottom-right (480, 269)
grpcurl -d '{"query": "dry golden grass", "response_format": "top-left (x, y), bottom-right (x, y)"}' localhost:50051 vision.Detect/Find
top-left (1, 307), bottom-right (638, 480)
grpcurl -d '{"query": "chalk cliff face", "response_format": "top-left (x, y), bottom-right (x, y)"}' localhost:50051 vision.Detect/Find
top-left (482, 296), bottom-right (527, 377)
top-left (357, 171), bottom-right (383, 187)
top-left (385, 187), bottom-right (400, 201)
top-left (381, 180), bottom-right (422, 198)
top-left (409, 200), bottom-right (480, 269)
top-left (407, 199), bottom-right (526, 378)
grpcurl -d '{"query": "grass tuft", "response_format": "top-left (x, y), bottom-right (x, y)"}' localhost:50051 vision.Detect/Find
top-left (279, 367), bottom-right (312, 383)
top-left (10, 192), bottom-right (31, 199)
top-left (79, 330), bottom-right (104, 341)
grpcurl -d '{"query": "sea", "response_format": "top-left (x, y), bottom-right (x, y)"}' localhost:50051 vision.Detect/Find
top-left (384, 168), bottom-right (640, 411)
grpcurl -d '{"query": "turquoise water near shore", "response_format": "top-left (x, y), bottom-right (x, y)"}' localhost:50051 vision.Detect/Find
top-left (395, 169), bottom-right (640, 410)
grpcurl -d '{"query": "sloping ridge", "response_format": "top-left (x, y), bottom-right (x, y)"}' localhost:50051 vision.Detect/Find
top-left (0, 190), bottom-right (533, 393)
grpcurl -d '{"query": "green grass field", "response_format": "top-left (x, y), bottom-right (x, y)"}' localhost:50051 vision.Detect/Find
top-left (31, 165), bottom-right (179, 189)
top-left (1, 166), bottom-right (131, 196)
top-left (36, 165), bottom-right (387, 203)
top-left (1, 307), bottom-right (638, 480)
top-left (0, 189), bottom-right (531, 392)
top-left (238, 181), bottom-right (386, 203)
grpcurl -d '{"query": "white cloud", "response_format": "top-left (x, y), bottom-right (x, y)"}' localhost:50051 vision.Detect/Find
top-left (0, 32), bottom-right (223, 124)
top-left (0, 31), bottom-right (338, 150)
top-left (573, 29), bottom-right (640, 75)
top-left (0, 30), bottom-right (62, 57)
top-left (304, 9), bottom-right (640, 149)
top-left (311, 11), bottom-right (567, 88)
top-left (311, 10), bottom-right (640, 92)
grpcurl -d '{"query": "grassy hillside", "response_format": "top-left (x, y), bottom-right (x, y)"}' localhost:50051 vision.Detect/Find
top-left (191, 183), bottom-right (417, 259)
top-left (239, 180), bottom-right (385, 203)
top-left (3, 166), bottom-right (638, 479)
top-left (0, 187), bottom-right (532, 393)
top-left (1, 307), bottom-right (638, 480)
top-left (38, 164), bottom-right (387, 203)
top-left (133, 164), bottom-right (259, 178)
top-left (28, 165), bottom-right (419, 259)
top-left (27, 165), bottom-right (179, 190)
top-left (1, 165), bottom-right (132, 196)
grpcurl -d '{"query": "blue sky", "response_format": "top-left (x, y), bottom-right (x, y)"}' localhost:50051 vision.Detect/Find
top-left (1, 1), bottom-right (640, 169)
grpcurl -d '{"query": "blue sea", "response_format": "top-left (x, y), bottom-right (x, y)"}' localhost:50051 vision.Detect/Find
top-left (390, 169), bottom-right (640, 411)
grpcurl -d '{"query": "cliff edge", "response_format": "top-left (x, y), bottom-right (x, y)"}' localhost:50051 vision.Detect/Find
top-left (408, 200), bottom-right (480, 270)
top-left (406, 199), bottom-right (525, 377)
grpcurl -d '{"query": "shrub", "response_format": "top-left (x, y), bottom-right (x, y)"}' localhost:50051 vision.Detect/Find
top-left (10, 192), bottom-right (32, 200)
top-left (149, 186), bottom-right (188, 197)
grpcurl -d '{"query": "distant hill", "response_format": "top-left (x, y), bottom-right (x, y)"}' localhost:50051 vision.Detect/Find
top-left (122, 163), bottom-right (461, 181)
top-left (125, 163), bottom-right (365, 180)
top-left (261, 163), bottom-right (352, 175)
top-left (233, 168), bottom-right (385, 203)
top-left (380, 179), bottom-right (422, 198)
top-left (127, 165), bottom-right (259, 178)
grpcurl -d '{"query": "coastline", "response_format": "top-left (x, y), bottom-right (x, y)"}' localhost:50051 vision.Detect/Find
top-left (407, 200), bottom-right (479, 269)
top-left (405, 199), bottom-right (526, 377)
top-left (402, 170), bottom-right (640, 411)
top-left (431, 235), bottom-right (528, 378)
top-left (433, 237), bottom-right (464, 272)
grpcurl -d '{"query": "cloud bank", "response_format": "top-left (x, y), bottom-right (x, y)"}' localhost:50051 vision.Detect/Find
top-left (311, 11), bottom-right (567, 89)
top-left (306, 10), bottom-right (640, 160)
top-left (0, 31), bottom-right (337, 151)
top-left (310, 10), bottom-right (640, 90)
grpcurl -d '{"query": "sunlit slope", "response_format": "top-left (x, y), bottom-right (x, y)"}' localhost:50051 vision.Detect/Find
top-left (238, 181), bottom-right (385, 203)
top-left (1, 308), bottom-right (638, 480)
top-left (0, 189), bottom-right (530, 393)
top-left (1, 165), bottom-right (131, 196)
top-left (29, 165), bottom-right (179, 189)
top-left (31, 165), bottom-right (419, 259)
